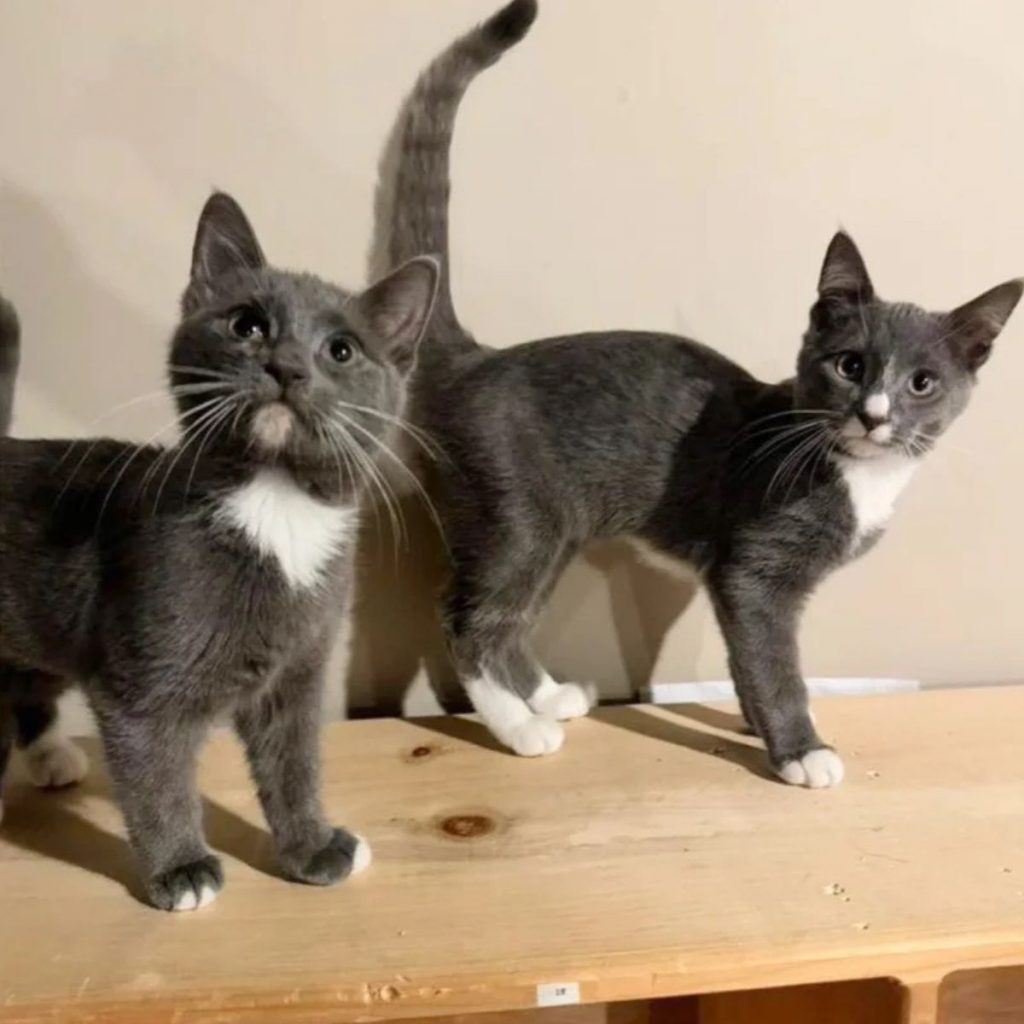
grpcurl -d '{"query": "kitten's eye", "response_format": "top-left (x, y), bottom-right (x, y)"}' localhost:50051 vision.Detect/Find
top-left (908, 370), bottom-right (937, 397)
top-left (328, 334), bottom-right (356, 365)
top-left (834, 351), bottom-right (865, 382)
top-left (229, 307), bottom-right (269, 341)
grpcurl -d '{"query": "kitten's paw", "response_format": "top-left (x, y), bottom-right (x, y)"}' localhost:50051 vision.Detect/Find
top-left (506, 717), bottom-right (565, 757)
top-left (149, 855), bottom-right (223, 912)
top-left (24, 738), bottom-right (88, 789)
top-left (284, 828), bottom-right (371, 886)
top-left (776, 748), bottom-right (844, 789)
top-left (532, 681), bottom-right (595, 721)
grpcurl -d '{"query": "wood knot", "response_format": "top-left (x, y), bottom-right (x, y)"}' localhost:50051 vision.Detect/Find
top-left (439, 813), bottom-right (495, 839)
top-left (404, 743), bottom-right (445, 764)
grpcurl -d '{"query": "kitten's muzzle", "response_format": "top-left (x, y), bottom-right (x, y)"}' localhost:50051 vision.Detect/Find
top-left (264, 355), bottom-right (309, 391)
top-left (838, 415), bottom-right (894, 458)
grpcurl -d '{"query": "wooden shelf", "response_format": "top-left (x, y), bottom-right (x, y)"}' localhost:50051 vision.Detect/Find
top-left (2, 688), bottom-right (1024, 1023)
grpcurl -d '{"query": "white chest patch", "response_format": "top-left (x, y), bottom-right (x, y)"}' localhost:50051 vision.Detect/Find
top-left (217, 470), bottom-right (357, 590)
top-left (836, 453), bottom-right (917, 548)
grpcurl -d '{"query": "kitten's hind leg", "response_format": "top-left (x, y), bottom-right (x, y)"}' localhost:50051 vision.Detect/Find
top-left (443, 529), bottom-right (584, 756)
top-left (14, 680), bottom-right (88, 789)
top-left (528, 671), bottom-right (595, 722)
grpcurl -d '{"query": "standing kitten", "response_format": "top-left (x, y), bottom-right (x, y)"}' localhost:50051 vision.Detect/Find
top-left (378, 0), bottom-right (1022, 781)
top-left (0, 193), bottom-right (438, 907)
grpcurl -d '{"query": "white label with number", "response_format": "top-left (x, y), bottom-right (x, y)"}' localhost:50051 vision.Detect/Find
top-left (536, 982), bottom-right (581, 1007)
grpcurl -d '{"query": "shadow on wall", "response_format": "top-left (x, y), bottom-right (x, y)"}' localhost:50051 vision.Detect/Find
top-left (344, 495), bottom-right (703, 714)
top-left (0, 186), bottom-right (164, 437)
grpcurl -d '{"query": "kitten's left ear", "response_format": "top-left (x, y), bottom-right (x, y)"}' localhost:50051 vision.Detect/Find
top-left (354, 256), bottom-right (440, 372)
top-left (817, 231), bottom-right (875, 302)
top-left (947, 278), bottom-right (1023, 371)
top-left (191, 191), bottom-right (267, 288)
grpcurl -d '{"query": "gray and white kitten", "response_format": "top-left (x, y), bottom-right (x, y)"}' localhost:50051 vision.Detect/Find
top-left (379, 0), bottom-right (1022, 782)
top-left (0, 193), bottom-right (438, 909)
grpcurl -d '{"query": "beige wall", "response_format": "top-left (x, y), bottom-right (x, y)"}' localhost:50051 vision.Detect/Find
top-left (3, 0), bottom-right (1023, 718)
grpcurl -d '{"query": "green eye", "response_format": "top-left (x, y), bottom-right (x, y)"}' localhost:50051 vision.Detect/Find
top-left (908, 370), bottom-right (937, 397)
top-left (834, 351), bottom-right (865, 382)
top-left (328, 335), bottom-right (356, 364)
top-left (229, 307), bottom-right (269, 341)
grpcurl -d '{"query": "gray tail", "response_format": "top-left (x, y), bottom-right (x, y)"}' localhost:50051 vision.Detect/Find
top-left (0, 295), bottom-right (20, 436)
top-left (372, 0), bottom-right (538, 354)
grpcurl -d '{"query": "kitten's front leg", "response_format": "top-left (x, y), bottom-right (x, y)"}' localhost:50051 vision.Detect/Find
top-left (92, 703), bottom-right (222, 910)
top-left (233, 657), bottom-right (370, 886)
top-left (709, 576), bottom-right (843, 788)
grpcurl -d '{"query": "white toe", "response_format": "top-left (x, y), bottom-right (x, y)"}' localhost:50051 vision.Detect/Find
top-left (172, 884), bottom-right (219, 912)
top-left (25, 738), bottom-right (89, 789)
top-left (171, 888), bottom-right (199, 912)
top-left (195, 885), bottom-right (218, 909)
top-left (777, 748), bottom-right (844, 789)
top-left (350, 835), bottom-right (373, 876)
top-left (533, 681), bottom-right (595, 721)
top-left (507, 718), bottom-right (565, 757)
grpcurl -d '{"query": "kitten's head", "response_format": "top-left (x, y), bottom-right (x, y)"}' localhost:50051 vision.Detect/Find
top-left (795, 231), bottom-right (1021, 460)
top-left (170, 192), bottom-right (438, 485)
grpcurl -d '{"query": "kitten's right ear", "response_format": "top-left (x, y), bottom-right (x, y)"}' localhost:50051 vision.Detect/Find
top-left (190, 191), bottom-right (266, 288)
top-left (947, 278), bottom-right (1024, 372)
top-left (817, 231), bottom-right (874, 302)
top-left (353, 256), bottom-right (440, 373)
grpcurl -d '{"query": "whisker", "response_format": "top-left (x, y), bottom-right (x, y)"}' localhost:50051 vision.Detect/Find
top-left (331, 408), bottom-right (447, 552)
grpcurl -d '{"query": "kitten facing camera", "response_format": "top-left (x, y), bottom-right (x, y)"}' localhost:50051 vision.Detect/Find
top-left (380, 0), bottom-right (1022, 782)
top-left (0, 193), bottom-right (438, 909)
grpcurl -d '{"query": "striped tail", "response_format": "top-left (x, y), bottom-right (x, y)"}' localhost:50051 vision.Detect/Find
top-left (0, 295), bottom-right (20, 435)
top-left (373, 0), bottom-right (538, 355)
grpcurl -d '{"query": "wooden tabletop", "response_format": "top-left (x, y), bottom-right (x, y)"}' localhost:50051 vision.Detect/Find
top-left (2, 688), bottom-right (1024, 1023)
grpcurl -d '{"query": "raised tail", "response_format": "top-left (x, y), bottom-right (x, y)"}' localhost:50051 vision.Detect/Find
top-left (0, 295), bottom-right (20, 435)
top-left (372, 0), bottom-right (538, 354)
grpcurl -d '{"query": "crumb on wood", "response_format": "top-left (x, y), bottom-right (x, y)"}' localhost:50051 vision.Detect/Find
top-left (867, 769), bottom-right (881, 779)
top-left (823, 883), bottom-right (846, 897)
top-left (854, 921), bottom-right (871, 931)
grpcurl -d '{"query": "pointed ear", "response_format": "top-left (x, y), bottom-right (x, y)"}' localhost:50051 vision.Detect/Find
top-left (353, 256), bottom-right (440, 372)
top-left (947, 279), bottom-right (1023, 371)
top-left (191, 191), bottom-right (266, 287)
top-left (817, 231), bottom-right (874, 302)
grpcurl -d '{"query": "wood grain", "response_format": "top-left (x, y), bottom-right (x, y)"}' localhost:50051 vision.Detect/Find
top-left (2, 689), bottom-right (1024, 1023)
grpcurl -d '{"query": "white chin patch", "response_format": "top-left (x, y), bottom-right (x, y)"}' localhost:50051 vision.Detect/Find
top-left (843, 436), bottom-right (889, 460)
top-left (251, 403), bottom-right (294, 450)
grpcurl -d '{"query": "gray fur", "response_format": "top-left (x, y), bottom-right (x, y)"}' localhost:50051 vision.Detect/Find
top-left (0, 192), bottom-right (437, 907)
top-left (383, 0), bottom-right (1022, 771)
top-left (0, 295), bottom-right (19, 436)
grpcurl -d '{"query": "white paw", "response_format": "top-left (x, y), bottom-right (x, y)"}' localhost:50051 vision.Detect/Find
top-left (350, 835), bottom-right (373, 876)
top-left (171, 884), bottom-right (219, 912)
top-left (24, 739), bottom-right (89, 789)
top-left (532, 681), bottom-right (595, 721)
top-left (506, 717), bottom-right (565, 757)
top-left (777, 748), bottom-right (844, 789)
